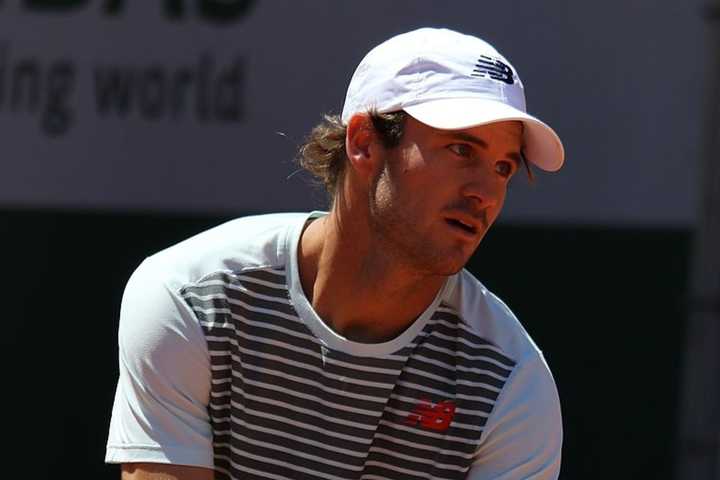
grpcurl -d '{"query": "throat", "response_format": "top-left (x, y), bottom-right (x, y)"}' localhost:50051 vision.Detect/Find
top-left (297, 210), bottom-right (447, 344)
top-left (310, 270), bottom-right (446, 344)
top-left (330, 317), bottom-right (416, 343)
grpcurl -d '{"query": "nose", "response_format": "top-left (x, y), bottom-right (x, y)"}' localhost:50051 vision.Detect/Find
top-left (460, 169), bottom-right (505, 210)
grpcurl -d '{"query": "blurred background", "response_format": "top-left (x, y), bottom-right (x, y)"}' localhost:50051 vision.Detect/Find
top-left (1, 0), bottom-right (718, 478)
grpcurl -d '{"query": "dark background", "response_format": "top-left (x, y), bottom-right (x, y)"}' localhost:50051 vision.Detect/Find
top-left (0, 208), bottom-right (690, 479)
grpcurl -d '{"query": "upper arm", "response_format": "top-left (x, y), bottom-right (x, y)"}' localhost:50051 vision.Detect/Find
top-left (467, 355), bottom-right (563, 480)
top-left (121, 463), bottom-right (215, 480)
top-left (105, 259), bottom-right (215, 469)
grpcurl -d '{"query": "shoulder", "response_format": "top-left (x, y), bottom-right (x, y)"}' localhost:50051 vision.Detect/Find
top-left (117, 212), bottom-right (308, 359)
top-left (139, 212), bottom-right (307, 290)
top-left (443, 269), bottom-right (545, 365)
top-left (439, 269), bottom-right (559, 417)
top-left (443, 271), bottom-right (562, 478)
top-left (107, 213), bottom-right (309, 467)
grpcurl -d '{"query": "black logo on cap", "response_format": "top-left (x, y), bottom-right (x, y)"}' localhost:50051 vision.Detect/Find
top-left (471, 55), bottom-right (514, 84)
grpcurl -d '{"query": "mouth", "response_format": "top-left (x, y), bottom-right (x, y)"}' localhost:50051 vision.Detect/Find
top-left (445, 217), bottom-right (479, 236)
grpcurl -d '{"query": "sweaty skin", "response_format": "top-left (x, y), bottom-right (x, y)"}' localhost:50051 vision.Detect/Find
top-left (298, 115), bottom-right (523, 343)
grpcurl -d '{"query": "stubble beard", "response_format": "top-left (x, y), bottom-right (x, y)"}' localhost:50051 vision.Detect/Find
top-left (367, 168), bottom-right (467, 278)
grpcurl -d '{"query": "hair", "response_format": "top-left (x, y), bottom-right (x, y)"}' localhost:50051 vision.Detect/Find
top-left (297, 110), bottom-right (408, 199)
top-left (297, 110), bottom-right (533, 200)
top-left (520, 151), bottom-right (534, 182)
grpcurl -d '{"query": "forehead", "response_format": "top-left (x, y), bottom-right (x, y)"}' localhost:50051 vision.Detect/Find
top-left (406, 117), bottom-right (523, 147)
top-left (474, 120), bottom-right (523, 139)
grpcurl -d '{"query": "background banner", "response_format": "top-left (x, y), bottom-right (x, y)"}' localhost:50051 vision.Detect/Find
top-left (0, 0), bottom-right (708, 225)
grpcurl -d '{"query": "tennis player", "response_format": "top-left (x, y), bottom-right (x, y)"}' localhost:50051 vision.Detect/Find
top-left (106, 27), bottom-right (565, 480)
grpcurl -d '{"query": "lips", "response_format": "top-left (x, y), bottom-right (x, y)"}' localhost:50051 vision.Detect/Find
top-left (443, 206), bottom-right (488, 239)
top-left (445, 217), bottom-right (478, 235)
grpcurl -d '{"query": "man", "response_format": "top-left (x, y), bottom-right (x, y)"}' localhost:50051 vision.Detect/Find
top-left (106, 27), bottom-right (565, 480)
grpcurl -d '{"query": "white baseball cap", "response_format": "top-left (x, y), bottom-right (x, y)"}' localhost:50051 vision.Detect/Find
top-left (341, 28), bottom-right (565, 172)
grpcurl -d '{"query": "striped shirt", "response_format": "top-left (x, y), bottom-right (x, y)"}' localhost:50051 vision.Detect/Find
top-left (106, 212), bottom-right (562, 479)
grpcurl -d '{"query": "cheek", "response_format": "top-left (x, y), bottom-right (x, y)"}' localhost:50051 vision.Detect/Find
top-left (370, 168), bottom-right (402, 216)
top-left (372, 174), bottom-right (436, 226)
top-left (489, 187), bottom-right (508, 220)
top-left (374, 151), bottom-right (455, 216)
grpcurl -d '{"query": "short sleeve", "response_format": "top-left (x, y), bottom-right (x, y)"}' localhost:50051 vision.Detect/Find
top-left (467, 354), bottom-right (563, 480)
top-left (105, 258), bottom-right (214, 468)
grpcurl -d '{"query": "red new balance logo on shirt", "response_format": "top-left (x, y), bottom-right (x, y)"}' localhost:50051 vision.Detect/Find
top-left (404, 397), bottom-right (456, 432)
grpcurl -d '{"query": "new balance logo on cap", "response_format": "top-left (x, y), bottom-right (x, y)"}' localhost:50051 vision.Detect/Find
top-left (471, 55), bottom-right (514, 85)
top-left (404, 398), bottom-right (457, 432)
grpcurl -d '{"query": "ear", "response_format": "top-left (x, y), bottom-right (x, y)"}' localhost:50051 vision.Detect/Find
top-left (345, 113), bottom-right (377, 177)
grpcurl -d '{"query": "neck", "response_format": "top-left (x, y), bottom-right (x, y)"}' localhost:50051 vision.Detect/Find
top-left (298, 207), bottom-right (447, 343)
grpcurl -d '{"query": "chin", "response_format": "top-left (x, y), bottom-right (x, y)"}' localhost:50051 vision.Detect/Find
top-left (420, 252), bottom-right (471, 277)
top-left (440, 260), bottom-right (469, 276)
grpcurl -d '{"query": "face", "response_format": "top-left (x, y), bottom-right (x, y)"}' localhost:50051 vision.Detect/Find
top-left (367, 116), bottom-right (523, 276)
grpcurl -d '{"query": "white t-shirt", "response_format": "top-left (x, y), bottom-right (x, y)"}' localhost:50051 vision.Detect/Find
top-left (106, 212), bottom-right (562, 479)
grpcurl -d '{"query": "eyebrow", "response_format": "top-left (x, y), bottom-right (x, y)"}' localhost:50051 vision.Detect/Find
top-left (443, 131), bottom-right (522, 166)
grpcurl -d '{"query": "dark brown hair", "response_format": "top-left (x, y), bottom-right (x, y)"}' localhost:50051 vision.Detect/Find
top-left (297, 110), bottom-right (408, 198)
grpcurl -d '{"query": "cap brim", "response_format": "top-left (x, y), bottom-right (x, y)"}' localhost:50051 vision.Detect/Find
top-left (402, 98), bottom-right (565, 172)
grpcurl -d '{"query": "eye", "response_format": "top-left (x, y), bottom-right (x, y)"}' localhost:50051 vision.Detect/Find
top-left (447, 143), bottom-right (473, 158)
top-left (495, 160), bottom-right (516, 178)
